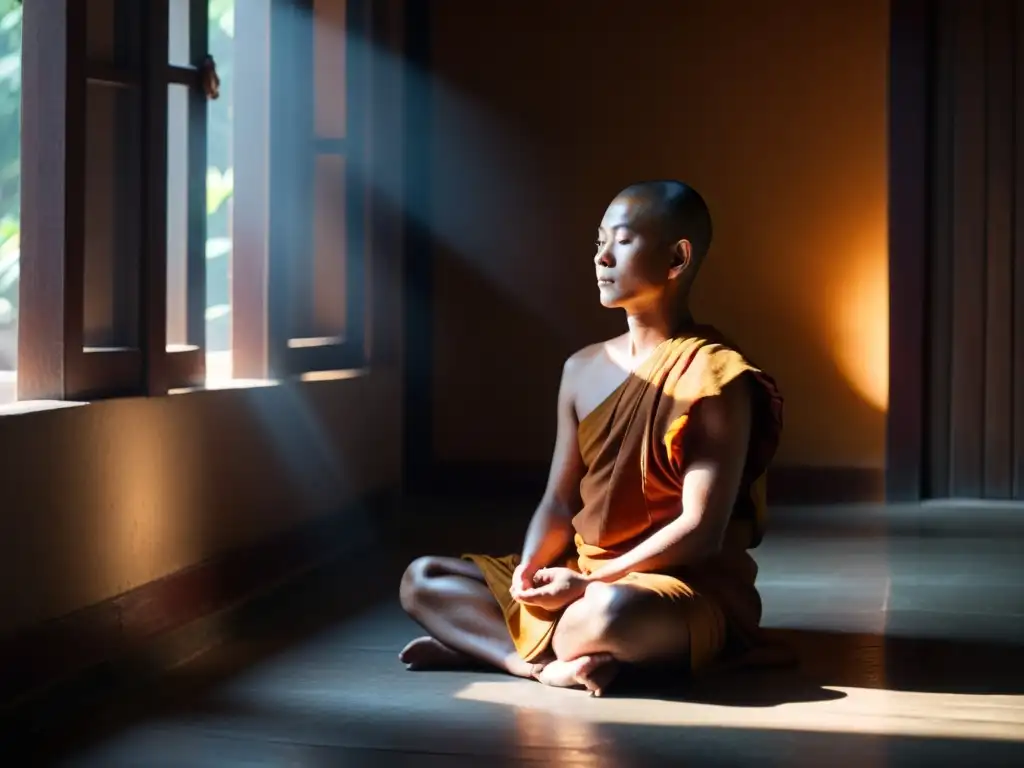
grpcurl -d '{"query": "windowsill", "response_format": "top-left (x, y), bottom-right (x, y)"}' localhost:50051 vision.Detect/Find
top-left (0, 366), bottom-right (373, 418)
top-left (0, 398), bottom-right (89, 416)
top-left (167, 378), bottom-right (279, 395)
top-left (0, 368), bottom-right (91, 415)
top-left (168, 367), bottom-right (370, 394)
top-left (299, 368), bottom-right (370, 383)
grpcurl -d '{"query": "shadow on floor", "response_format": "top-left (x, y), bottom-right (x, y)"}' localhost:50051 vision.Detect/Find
top-left (72, 692), bottom-right (1024, 767)
top-left (23, 594), bottom-right (1024, 766)
top-left (19, 499), bottom-right (1024, 766)
top-left (609, 627), bottom-right (1024, 706)
top-left (50, 640), bottom-right (1024, 767)
top-left (771, 628), bottom-right (1024, 695)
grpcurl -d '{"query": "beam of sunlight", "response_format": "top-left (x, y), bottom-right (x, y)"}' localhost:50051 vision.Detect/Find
top-left (453, 682), bottom-right (1024, 743)
top-left (338, 23), bottom-right (573, 340)
top-left (242, 383), bottom-right (374, 553)
top-left (244, 384), bottom-right (347, 512)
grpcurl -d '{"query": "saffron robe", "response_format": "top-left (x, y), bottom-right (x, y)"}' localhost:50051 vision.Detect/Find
top-left (465, 327), bottom-right (784, 671)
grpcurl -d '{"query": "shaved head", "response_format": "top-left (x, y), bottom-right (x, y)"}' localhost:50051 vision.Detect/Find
top-left (594, 180), bottom-right (713, 311)
top-left (615, 180), bottom-right (713, 263)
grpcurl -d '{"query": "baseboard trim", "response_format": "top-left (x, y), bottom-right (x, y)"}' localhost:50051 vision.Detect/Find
top-left (0, 491), bottom-right (400, 738)
top-left (421, 462), bottom-right (885, 505)
top-left (767, 465), bottom-right (885, 505)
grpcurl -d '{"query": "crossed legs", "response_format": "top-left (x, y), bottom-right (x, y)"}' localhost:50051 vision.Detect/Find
top-left (398, 555), bottom-right (539, 678)
top-left (399, 556), bottom-right (694, 694)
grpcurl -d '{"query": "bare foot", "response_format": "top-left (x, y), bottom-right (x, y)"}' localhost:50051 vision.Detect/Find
top-left (533, 653), bottom-right (619, 697)
top-left (399, 636), bottom-right (476, 670)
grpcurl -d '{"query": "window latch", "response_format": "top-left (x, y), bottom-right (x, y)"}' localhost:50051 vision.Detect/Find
top-left (200, 55), bottom-right (220, 101)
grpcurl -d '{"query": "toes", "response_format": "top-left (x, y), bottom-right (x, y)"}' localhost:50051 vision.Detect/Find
top-left (572, 656), bottom-right (600, 694)
top-left (399, 636), bottom-right (460, 669)
top-left (398, 636), bottom-right (430, 662)
top-left (534, 655), bottom-right (619, 693)
top-left (534, 659), bottom-right (579, 688)
top-left (580, 652), bottom-right (614, 670)
top-left (576, 653), bottom-right (619, 697)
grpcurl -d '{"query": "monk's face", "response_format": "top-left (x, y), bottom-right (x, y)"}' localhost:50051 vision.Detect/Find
top-left (594, 196), bottom-right (687, 310)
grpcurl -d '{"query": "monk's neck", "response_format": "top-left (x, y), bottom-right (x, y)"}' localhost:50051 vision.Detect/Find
top-left (624, 304), bottom-right (693, 362)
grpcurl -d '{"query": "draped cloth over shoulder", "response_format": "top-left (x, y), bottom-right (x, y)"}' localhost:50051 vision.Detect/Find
top-left (465, 326), bottom-right (784, 671)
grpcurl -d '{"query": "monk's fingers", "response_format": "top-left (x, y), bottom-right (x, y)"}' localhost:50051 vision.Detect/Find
top-left (534, 566), bottom-right (571, 579)
top-left (511, 575), bottom-right (538, 593)
top-left (519, 583), bottom-right (558, 599)
top-left (514, 593), bottom-right (558, 609)
top-left (512, 565), bottom-right (534, 589)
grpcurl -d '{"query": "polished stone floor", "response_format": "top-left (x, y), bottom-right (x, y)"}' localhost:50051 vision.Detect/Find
top-left (32, 500), bottom-right (1024, 766)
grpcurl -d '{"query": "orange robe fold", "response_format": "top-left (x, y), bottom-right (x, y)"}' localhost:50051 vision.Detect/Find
top-left (465, 326), bottom-right (784, 671)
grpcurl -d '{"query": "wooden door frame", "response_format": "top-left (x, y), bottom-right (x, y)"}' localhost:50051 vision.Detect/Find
top-left (886, 0), bottom-right (934, 502)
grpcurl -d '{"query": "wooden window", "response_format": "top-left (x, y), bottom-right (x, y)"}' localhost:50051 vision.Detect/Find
top-left (161, 0), bottom-right (211, 391)
top-left (14, 0), bottom-right (368, 402)
top-left (264, 0), bottom-right (369, 378)
top-left (228, 0), bottom-right (271, 380)
top-left (19, 0), bottom-right (141, 400)
top-left (17, 0), bottom-right (209, 399)
top-left (206, 0), bottom-right (371, 382)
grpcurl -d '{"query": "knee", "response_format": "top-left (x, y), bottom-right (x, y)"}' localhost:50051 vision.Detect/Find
top-left (577, 582), bottom-right (638, 646)
top-left (399, 556), bottom-right (440, 615)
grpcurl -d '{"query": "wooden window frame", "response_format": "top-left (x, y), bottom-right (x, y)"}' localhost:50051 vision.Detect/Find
top-left (18, 0), bottom-right (210, 400)
top-left (18, 0), bottom-right (368, 401)
top-left (160, 0), bottom-right (211, 392)
top-left (264, 0), bottom-right (369, 378)
top-left (230, 0), bottom-right (272, 379)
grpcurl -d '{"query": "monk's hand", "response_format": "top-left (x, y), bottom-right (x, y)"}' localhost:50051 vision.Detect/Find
top-left (509, 562), bottom-right (539, 601)
top-left (513, 567), bottom-right (587, 611)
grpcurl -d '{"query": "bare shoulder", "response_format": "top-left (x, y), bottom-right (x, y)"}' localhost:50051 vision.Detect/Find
top-left (559, 335), bottom-right (630, 420)
top-left (562, 336), bottom-right (626, 397)
top-left (564, 341), bottom-right (601, 374)
top-left (564, 334), bottom-right (628, 375)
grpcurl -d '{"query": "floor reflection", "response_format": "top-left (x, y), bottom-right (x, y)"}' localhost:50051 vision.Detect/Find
top-left (27, 500), bottom-right (1024, 766)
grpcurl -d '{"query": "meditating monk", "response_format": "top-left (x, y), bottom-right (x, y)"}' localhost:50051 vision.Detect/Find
top-left (399, 180), bottom-right (784, 696)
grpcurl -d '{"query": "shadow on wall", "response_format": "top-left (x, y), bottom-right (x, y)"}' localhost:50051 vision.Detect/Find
top-left (427, 0), bottom-right (889, 470)
top-left (431, 237), bottom-right (887, 471)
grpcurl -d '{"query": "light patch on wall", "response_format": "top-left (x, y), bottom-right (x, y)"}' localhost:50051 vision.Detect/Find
top-left (99, 420), bottom-right (195, 596)
top-left (830, 238), bottom-right (889, 412)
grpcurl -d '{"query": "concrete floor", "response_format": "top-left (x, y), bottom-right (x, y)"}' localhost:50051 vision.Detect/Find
top-left (34, 500), bottom-right (1024, 766)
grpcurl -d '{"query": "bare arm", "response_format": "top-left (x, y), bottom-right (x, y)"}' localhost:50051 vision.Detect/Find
top-left (519, 358), bottom-right (587, 570)
top-left (584, 377), bottom-right (752, 583)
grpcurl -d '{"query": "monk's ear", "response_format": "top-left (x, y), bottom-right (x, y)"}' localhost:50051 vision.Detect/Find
top-left (668, 239), bottom-right (692, 280)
